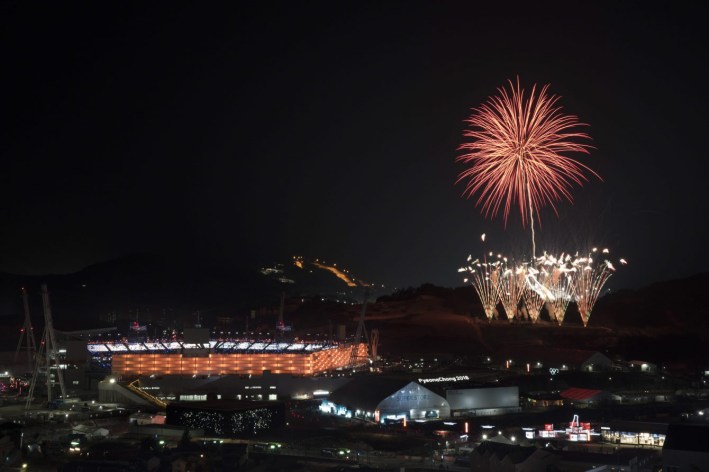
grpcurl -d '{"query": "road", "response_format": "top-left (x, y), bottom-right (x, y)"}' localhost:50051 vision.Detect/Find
top-left (251, 446), bottom-right (471, 471)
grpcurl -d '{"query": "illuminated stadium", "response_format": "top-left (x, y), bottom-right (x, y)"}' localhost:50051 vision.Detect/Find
top-left (89, 340), bottom-right (368, 377)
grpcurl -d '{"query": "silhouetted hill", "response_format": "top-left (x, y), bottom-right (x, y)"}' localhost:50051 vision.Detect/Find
top-left (378, 274), bottom-right (709, 336)
top-left (0, 254), bottom-right (275, 331)
top-left (0, 253), bottom-right (383, 332)
top-left (592, 272), bottom-right (709, 333)
top-left (0, 255), bottom-right (707, 368)
top-left (358, 275), bottom-right (709, 369)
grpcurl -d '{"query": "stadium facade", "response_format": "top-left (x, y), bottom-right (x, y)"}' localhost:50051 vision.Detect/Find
top-left (89, 340), bottom-right (367, 376)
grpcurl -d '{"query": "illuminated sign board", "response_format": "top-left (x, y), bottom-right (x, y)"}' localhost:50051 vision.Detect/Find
top-left (417, 375), bottom-right (470, 384)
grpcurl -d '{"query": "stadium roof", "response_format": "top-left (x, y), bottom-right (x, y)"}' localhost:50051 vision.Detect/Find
top-left (88, 340), bottom-right (340, 354)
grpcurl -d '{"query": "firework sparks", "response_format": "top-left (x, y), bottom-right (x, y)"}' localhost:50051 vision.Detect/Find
top-left (572, 248), bottom-right (615, 327)
top-left (497, 260), bottom-right (526, 322)
top-left (523, 266), bottom-right (550, 323)
top-left (460, 244), bottom-right (625, 327)
top-left (457, 78), bottom-right (597, 257)
top-left (541, 253), bottom-right (576, 325)
top-left (460, 256), bottom-right (501, 321)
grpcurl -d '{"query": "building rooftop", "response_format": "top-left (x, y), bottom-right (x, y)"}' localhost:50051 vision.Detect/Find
top-left (427, 379), bottom-right (513, 393)
top-left (606, 420), bottom-right (668, 435)
top-left (501, 347), bottom-right (609, 366)
top-left (560, 387), bottom-right (605, 401)
top-left (663, 424), bottom-right (709, 452)
top-left (474, 441), bottom-right (539, 463)
top-left (328, 376), bottom-right (413, 412)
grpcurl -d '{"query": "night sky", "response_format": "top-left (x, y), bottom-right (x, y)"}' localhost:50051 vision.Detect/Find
top-left (1, 2), bottom-right (707, 291)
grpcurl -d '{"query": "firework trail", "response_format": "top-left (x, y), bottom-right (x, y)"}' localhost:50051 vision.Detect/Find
top-left (457, 78), bottom-right (597, 258)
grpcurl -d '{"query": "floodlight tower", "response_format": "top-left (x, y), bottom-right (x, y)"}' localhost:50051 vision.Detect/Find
top-left (15, 287), bottom-right (37, 371)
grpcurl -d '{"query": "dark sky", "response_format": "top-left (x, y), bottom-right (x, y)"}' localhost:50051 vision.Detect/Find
top-left (1, 2), bottom-right (707, 291)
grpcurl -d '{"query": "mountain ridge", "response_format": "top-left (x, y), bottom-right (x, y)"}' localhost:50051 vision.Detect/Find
top-left (0, 253), bottom-right (706, 337)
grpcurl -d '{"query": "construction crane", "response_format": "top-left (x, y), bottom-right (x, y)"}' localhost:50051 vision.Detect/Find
top-left (15, 287), bottom-right (37, 372)
top-left (26, 284), bottom-right (67, 409)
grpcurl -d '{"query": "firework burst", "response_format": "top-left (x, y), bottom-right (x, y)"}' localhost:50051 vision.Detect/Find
top-left (457, 78), bottom-right (597, 257)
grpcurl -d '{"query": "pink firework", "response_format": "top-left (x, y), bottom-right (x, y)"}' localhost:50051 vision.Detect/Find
top-left (457, 78), bottom-right (598, 257)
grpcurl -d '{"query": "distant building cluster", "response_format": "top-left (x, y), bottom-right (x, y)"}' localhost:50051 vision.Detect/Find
top-left (322, 377), bottom-right (520, 421)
